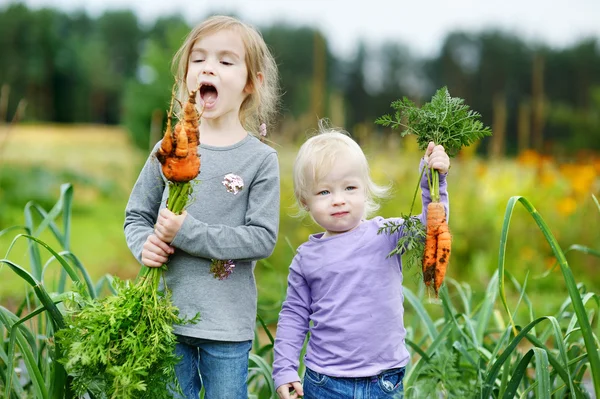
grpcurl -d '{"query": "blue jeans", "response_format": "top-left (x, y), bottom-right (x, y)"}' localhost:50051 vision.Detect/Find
top-left (303, 367), bottom-right (405, 399)
top-left (171, 335), bottom-right (252, 399)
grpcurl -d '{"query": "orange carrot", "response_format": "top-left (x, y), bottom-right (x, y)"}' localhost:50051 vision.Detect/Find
top-left (422, 230), bottom-right (437, 287)
top-left (434, 222), bottom-right (451, 294)
top-left (156, 84), bottom-right (204, 183)
top-left (156, 97), bottom-right (175, 166)
top-left (422, 201), bottom-right (451, 295)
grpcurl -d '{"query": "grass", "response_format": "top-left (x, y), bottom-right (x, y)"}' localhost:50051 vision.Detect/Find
top-left (1, 186), bottom-right (598, 398)
top-left (0, 125), bottom-right (143, 301)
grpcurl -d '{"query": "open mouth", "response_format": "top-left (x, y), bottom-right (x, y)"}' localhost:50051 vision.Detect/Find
top-left (200, 84), bottom-right (218, 106)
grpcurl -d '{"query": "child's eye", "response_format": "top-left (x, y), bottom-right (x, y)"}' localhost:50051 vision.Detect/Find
top-left (191, 59), bottom-right (204, 63)
top-left (346, 186), bottom-right (357, 191)
top-left (317, 190), bottom-right (330, 196)
top-left (221, 61), bottom-right (233, 66)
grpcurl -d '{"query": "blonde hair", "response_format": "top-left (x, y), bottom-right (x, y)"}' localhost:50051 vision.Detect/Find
top-left (172, 15), bottom-right (280, 135)
top-left (293, 120), bottom-right (390, 218)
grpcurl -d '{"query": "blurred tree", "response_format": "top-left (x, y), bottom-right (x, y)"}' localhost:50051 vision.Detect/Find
top-left (371, 41), bottom-right (417, 118)
top-left (0, 4), bottom-right (50, 120)
top-left (53, 11), bottom-right (95, 122)
top-left (544, 39), bottom-right (600, 109)
top-left (122, 15), bottom-right (190, 151)
top-left (426, 32), bottom-right (478, 100)
top-left (261, 24), bottom-right (334, 120)
top-left (547, 86), bottom-right (600, 152)
top-left (425, 30), bottom-right (532, 154)
top-left (543, 39), bottom-right (600, 151)
top-left (342, 41), bottom-right (369, 132)
top-left (88, 10), bottom-right (142, 123)
top-left (1, 3), bottom-right (600, 157)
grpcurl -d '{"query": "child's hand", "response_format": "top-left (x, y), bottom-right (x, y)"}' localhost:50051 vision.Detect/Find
top-left (424, 141), bottom-right (450, 174)
top-left (154, 208), bottom-right (187, 243)
top-left (141, 234), bottom-right (174, 267)
top-left (276, 381), bottom-right (304, 399)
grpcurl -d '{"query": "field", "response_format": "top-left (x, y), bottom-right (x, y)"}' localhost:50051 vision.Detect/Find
top-left (1, 125), bottom-right (599, 397)
top-left (2, 125), bottom-right (598, 310)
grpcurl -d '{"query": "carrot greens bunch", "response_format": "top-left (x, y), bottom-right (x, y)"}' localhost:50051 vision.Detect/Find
top-left (376, 86), bottom-right (492, 295)
top-left (56, 274), bottom-right (195, 398)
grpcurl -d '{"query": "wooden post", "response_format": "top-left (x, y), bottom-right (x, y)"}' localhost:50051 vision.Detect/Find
top-left (517, 100), bottom-right (531, 154)
top-left (531, 53), bottom-right (545, 152)
top-left (311, 31), bottom-right (326, 120)
top-left (489, 92), bottom-right (506, 159)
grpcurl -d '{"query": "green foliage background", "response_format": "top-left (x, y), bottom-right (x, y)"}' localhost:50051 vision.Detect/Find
top-left (1, 3), bottom-right (600, 154)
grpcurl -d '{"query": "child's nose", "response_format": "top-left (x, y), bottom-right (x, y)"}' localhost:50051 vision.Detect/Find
top-left (332, 193), bottom-right (345, 205)
top-left (201, 60), bottom-right (216, 75)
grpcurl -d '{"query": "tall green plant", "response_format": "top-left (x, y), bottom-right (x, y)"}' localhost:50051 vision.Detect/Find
top-left (0, 183), bottom-right (89, 398)
top-left (402, 195), bottom-right (599, 398)
top-left (496, 195), bottom-right (599, 397)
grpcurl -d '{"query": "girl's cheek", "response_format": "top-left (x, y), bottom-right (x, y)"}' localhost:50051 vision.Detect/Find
top-left (185, 73), bottom-right (197, 92)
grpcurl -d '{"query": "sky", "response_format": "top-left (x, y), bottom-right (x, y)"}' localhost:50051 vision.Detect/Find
top-left (9, 0), bottom-right (600, 58)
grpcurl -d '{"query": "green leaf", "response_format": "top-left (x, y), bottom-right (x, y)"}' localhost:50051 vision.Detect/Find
top-left (496, 196), bottom-right (600, 396)
top-left (376, 86), bottom-right (492, 156)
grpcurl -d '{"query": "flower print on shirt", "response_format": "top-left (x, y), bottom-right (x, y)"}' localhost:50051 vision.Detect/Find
top-left (222, 173), bottom-right (244, 195)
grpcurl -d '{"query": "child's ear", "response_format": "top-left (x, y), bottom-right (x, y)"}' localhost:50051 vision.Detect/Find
top-left (300, 200), bottom-right (309, 211)
top-left (245, 72), bottom-right (264, 94)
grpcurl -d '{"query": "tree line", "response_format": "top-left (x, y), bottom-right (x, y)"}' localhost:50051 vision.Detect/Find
top-left (1, 3), bottom-right (599, 155)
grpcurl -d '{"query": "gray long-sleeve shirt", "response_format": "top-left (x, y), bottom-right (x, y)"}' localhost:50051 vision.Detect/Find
top-left (124, 135), bottom-right (280, 341)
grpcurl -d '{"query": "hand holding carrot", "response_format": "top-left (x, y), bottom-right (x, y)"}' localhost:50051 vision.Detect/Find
top-left (424, 141), bottom-right (450, 174)
top-left (421, 141), bottom-right (452, 295)
top-left (141, 234), bottom-right (174, 267)
top-left (154, 208), bottom-right (187, 243)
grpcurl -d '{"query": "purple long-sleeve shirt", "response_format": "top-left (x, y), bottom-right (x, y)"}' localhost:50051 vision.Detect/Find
top-left (272, 162), bottom-right (448, 389)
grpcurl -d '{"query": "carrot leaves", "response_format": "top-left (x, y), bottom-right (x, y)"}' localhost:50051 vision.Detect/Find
top-left (376, 86), bottom-right (492, 156)
top-left (56, 270), bottom-right (199, 398)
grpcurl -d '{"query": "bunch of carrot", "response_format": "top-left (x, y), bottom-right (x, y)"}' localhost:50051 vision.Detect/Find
top-left (377, 86), bottom-right (492, 296)
top-left (57, 83), bottom-right (204, 398)
top-left (138, 81), bottom-right (204, 280)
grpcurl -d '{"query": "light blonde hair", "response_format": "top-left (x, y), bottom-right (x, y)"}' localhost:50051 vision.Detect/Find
top-left (293, 120), bottom-right (390, 218)
top-left (172, 15), bottom-right (280, 135)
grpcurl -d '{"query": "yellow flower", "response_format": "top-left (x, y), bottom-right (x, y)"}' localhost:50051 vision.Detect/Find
top-left (517, 149), bottom-right (541, 167)
top-left (556, 196), bottom-right (577, 217)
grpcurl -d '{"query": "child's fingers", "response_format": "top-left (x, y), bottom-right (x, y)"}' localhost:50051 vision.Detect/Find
top-left (425, 141), bottom-right (435, 158)
top-left (159, 207), bottom-right (175, 218)
top-left (433, 144), bottom-right (445, 154)
top-left (431, 161), bottom-right (449, 174)
top-left (291, 381), bottom-right (304, 397)
top-left (276, 386), bottom-right (290, 399)
top-left (142, 239), bottom-right (169, 267)
top-left (149, 234), bottom-right (174, 254)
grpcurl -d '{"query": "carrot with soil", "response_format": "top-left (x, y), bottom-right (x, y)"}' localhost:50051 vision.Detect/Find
top-left (376, 87), bottom-right (491, 295)
top-left (56, 82), bottom-right (203, 399)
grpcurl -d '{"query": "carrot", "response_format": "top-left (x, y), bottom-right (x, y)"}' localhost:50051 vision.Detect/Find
top-left (182, 89), bottom-right (200, 145)
top-left (422, 202), bottom-right (449, 293)
top-left (434, 221), bottom-right (451, 294)
top-left (422, 205), bottom-right (439, 286)
top-left (156, 84), bottom-right (204, 183)
top-left (156, 96), bottom-right (175, 166)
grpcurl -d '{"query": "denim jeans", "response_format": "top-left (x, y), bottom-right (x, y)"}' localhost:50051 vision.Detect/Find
top-left (303, 367), bottom-right (405, 399)
top-left (170, 335), bottom-right (252, 399)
